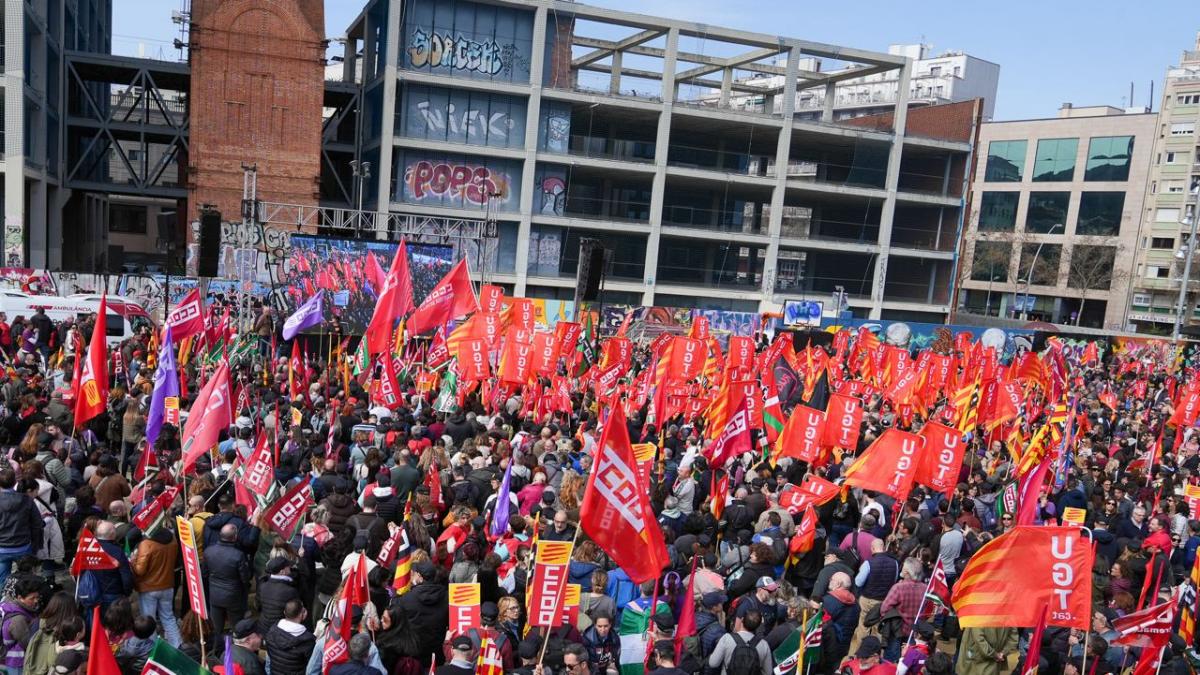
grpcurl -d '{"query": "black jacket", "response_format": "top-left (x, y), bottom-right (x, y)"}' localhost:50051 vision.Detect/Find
top-left (256, 575), bottom-right (300, 636)
top-left (202, 511), bottom-right (260, 555)
top-left (398, 582), bottom-right (449, 664)
top-left (264, 623), bottom-right (316, 675)
top-left (321, 494), bottom-right (359, 532)
top-left (0, 490), bottom-right (43, 549)
top-left (444, 415), bottom-right (473, 445)
top-left (205, 541), bottom-right (251, 609)
top-left (727, 561), bottom-right (775, 599)
top-left (328, 662), bottom-right (383, 675)
top-left (345, 512), bottom-right (389, 558)
top-left (230, 644), bottom-right (266, 675)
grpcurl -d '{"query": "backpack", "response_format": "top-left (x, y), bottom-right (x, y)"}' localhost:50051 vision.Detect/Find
top-left (843, 531), bottom-right (863, 568)
top-left (76, 570), bottom-right (102, 606)
top-left (726, 632), bottom-right (763, 675)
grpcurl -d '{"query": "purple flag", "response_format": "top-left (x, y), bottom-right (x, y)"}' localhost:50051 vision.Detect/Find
top-left (490, 460), bottom-right (514, 537)
top-left (145, 326), bottom-right (178, 446)
top-left (283, 290), bottom-right (324, 340)
top-left (223, 634), bottom-right (234, 675)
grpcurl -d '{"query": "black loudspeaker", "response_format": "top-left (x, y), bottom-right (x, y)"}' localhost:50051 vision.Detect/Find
top-left (576, 239), bottom-right (606, 303)
top-left (106, 245), bottom-right (125, 273)
top-left (198, 210), bottom-right (221, 278)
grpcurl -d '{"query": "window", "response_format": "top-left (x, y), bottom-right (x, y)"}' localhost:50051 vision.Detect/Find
top-left (1166, 151), bottom-right (1181, 164)
top-left (929, 66), bottom-right (942, 76)
top-left (1146, 266), bottom-right (1170, 279)
top-left (1026, 192), bottom-right (1070, 233)
top-left (109, 204), bottom-right (147, 234)
top-left (1166, 181), bottom-right (1186, 194)
top-left (1171, 123), bottom-right (1195, 136)
top-left (985, 140), bottom-right (1026, 182)
top-left (970, 241), bottom-right (1012, 282)
top-left (1156, 208), bottom-right (1180, 223)
top-left (1084, 136), bottom-right (1134, 181)
top-left (1178, 94), bottom-right (1200, 105)
top-left (1067, 245), bottom-right (1116, 290)
top-left (1132, 293), bottom-right (1152, 306)
top-left (1018, 243), bottom-right (1062, 286)
top-left (1032, 138), bottom-right (1078, 181)
top-left (1151, 237), bottom-right (1175, 249)
top-left (1076, 192), bottom-right (1125, 236)
top-left (978, 192), bottom-right (1019, 231)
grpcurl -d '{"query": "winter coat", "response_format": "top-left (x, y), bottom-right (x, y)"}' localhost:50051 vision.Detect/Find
top-left (958, 627), bottom-right (1019, 675)
top-left (319, 494), bottom-right (359, 532)
top-left (397, 582), bottom-right (449, 663)
top-left (132, 528), bottom-right (178, 592)
top-left (205, 540), bottom-right (251, 610)
top-left (727, 561), bottom-right (775, 599)
top-left (256, 575), bottom-right (301, 636)
top-left (265, 620), bottom-right (317, 675)
top-left (0, 489), bottom-right (43, 548)
top-left (92, 540), bottom-right (134, 604)
top-left (202, 511), bottom-right (260, 555)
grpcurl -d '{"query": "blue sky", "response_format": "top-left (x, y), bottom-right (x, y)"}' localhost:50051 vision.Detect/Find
top-left (114, 0), bottom-right (1198, 120)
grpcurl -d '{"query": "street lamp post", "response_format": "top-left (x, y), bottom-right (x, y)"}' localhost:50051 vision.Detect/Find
top-left (1021, 223), bottom-right (1063, 321)
top-left (1173, 192), bottom-right (1200, 341)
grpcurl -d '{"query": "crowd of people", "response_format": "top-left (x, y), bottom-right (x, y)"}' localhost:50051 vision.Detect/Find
top-left (0, 301), bottom-right (1193, 675)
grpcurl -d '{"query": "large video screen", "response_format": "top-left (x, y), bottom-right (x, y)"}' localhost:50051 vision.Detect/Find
top-left (283, 235), bottom-right (454, 334)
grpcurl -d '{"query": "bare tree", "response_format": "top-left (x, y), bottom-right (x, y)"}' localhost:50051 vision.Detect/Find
top-left (1065, 243), bottom-right (1127, 326)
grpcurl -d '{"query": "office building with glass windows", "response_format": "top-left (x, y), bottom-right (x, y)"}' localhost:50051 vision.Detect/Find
top-left (332, 0), bottom-right (980, 318)
top-left (1127, 33), bottom-right (1200, 334)
top-left (957, 104), bottom-right (1155, 328)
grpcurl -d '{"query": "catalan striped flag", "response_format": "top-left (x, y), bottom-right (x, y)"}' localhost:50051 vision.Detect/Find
top-left (954, 373), bottom-right (982, 435)
top-left (476, 636), bottom-right (503, 675)
top-left (951, 526), bottom-right (1091, 630)
top-left (1178, 548), bottom-right (1200, 645)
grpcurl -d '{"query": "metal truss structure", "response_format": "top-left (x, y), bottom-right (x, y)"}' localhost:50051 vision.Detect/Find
top-left (252, 200), bottom-right (492, 244)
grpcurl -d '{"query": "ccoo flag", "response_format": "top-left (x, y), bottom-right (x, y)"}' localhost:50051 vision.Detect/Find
top-left (145, 326), bottom-right (178, 446)
top-left (951, 526), bottom-right (1092, 630)
top-left (283, 290), bottom-right (325, 340)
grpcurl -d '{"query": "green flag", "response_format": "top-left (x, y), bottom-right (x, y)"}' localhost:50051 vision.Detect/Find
top-left (142, 638), bottom-right (214, 675)
top-left (772, 613), bottom-right (822, 675)
top-left (616, 600), bottom-right (670, 675)
top-left (352, 338), bottom-right (369, 375)
top-left (575, 312), bottom-right (596, 377)
top-left (995, 480), bottom-right (1017, 523)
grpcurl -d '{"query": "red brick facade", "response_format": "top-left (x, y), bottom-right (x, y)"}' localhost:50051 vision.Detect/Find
top-left (187, 0), bottom-right (325, 225)
top-left (840, 98), bottom-right (982, 143)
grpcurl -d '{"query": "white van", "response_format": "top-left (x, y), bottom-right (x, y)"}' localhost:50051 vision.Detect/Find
top-left (0, 292), bottom-right (156, 347)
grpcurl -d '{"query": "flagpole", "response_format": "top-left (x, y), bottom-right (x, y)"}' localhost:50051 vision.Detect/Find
top-left (904, 566), bottom-right (938, 650)
top-left (535, 523), bottom-right (582, 669)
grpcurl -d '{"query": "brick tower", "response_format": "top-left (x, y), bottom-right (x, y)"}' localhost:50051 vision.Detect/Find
top-left (187, 0), bottom-right (324, 229)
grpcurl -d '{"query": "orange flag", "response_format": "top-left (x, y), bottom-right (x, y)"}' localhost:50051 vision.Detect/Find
top-left (951, 526), bottom-right (1092, 630)
top-left (843, 428), bottom-right (925, 501)
top-left (74, 295), bottom-right (109, 425)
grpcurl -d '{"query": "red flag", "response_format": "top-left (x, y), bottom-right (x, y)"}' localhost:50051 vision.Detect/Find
top-left (180, 363), bottom-right (233, 475)
top-left (1172, 385), bottom-right (1200, 428)
top-left (74, 295), bottom-right (110, 425)
top-left (1081, 341), bottom-right (1099, 366)
top-left (1110, 600), bottom-right (1174, 649)
top-left (364, 240), bottom-right (415, 355)
top-left (365, 251), bottom-right (386, 290)
top-left (669, 337), bottom-right (705, 381)
top-left (530, 331), bottom-right (560, 376)
top-left (1016, 454), bottom-right (1053, 527)
top-left (289, 341), bottom-right (302, 400)
top-left (425, 462), bottom-right (444, 513)
top-left (1099, 387), bottom-right (1118, 411)
top-left (709, 471), bottom-right (728, 520)
top-left (457, 338), bottom-right (490, 381)
top-left (407, 259), bottom-right (479, 335)
top-left (88, 605), bottom-right (122, 675)
top-left (373, 352), bottom-right (401, 408)
top-left (843, 428), bottom-right (926, 501)
top-left (580, 403), bottom-right (669, 584)
top-left (133, 445), bottom-right (158, 483)
top-left (778, 476), bottom-right (840, 515)
top-left (777, 405), bottom-right (826, 464)
top-left (725, 336), bottom-right (755, 372)
top-left (927, 559), bottom-right (952, 609)
top-left (165, 288), bottom-right (205, 341)
top-left (705, 393), bottom-right (753, 469)
top-left (1023, 606), bottom-right (1047, 675)
top-left (261, 480), bottom-right (314, 537)
top-left (243, 435), bottom-right (276, 497)
top-left (674, 557), bottom-right (699, 662)
top-left (915, 422), bottom-right (966, 499)
top-left (822, 393), bottom-right (863, 451)
top-left (70, 527), bottom-right (119, 576)
top-left (788, 505), bottom-right (818, 563)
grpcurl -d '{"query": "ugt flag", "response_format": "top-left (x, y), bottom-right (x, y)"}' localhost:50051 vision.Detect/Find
top-left (283, 290), bottom-right (324, 340)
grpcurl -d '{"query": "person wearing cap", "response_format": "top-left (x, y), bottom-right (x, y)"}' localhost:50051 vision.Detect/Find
top-left (840, 635), bottom-right (896, 675)
top-left (257, 556), bottom-right (301, 637)
top-left (733, 576), bottom-right (783, 637)
top-left (896, 622), bottom-right (936, 675)
top-left (510, 636), bottom-right (544, 675)
top-left (397, 560), bottom-right (449, 671)
top-left (443, 601), bottom-right (514, 670)
top-left (694, 591), bottom-right (728, 660)
top-left (436, 635), bottom-right (476, 675)
top-left (229, 618), bottom-right (266, 675)
top-left (647, 639), bottom-right (687, 675)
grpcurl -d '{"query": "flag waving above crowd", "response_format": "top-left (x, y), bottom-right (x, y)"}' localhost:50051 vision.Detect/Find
top-left (15, 245), bottom-right (1200, 675)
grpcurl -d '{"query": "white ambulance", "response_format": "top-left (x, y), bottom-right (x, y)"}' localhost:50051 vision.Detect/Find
top-left (0, 292), bottom-right (155, 347)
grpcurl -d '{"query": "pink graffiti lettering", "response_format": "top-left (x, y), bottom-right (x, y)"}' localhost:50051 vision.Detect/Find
top-left (405, 161), bottom-right (509, 205)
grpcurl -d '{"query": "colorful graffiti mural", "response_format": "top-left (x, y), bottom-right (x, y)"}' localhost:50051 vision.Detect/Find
top-left (404, 161), bottom-right (509, 205)
top-left (409, 29), bottom-right (505, 75)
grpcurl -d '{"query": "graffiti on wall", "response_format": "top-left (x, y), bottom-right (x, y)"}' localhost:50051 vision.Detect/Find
top-left (541, 106), bottom-right (571, 153)
top-left (409, 29), bottom-right (505, 76)
top-left (539, 176), bottom-right (566, 216)
top-left (414, 100), bottom-right (517, 142)
top-left (404, 161), bottom-right (510, 206)
top-left (3, 216), bottom-right (24, 268)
